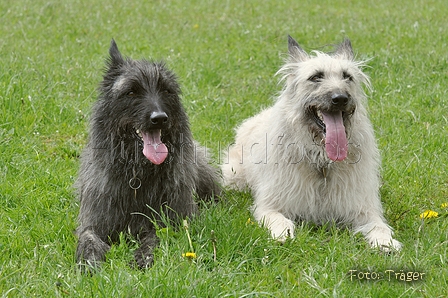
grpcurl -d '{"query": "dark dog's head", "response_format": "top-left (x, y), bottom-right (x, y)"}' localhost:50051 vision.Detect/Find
top-left (96, 39), bottom-right (188, 165)
top-left (279, 36), bottom-right (371, 162)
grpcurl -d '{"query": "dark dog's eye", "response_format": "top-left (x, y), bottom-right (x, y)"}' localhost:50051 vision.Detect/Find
top-left (127, 91), bottom-right (135, 96)
top-left (343, 72), bottom-right (353, 81)
top-left (161, 89), bottom-right (173, 96)
top-left (309, 72), bottom-right (324, 82)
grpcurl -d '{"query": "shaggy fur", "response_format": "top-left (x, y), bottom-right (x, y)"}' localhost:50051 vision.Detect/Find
top-left (75, 40), bottom-right (220, 269)
top-left (222, 36), bottom-right (401, 251)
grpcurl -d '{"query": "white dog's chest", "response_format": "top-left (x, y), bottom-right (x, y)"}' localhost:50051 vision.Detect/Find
top-left (277, 163), bottom-right (360, 223)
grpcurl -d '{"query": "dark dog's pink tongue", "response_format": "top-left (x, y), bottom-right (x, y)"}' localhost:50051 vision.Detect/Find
top-left (141, 130), bottom-right (168, 165)
top-left (321, 111), bottom-right (347, 161)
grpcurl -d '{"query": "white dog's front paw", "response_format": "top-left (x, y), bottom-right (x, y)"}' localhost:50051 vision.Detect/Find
top-left (356, 223), bottom-right (402, 252)
top-left (370, 237), bottom-right (402, 252)
top-left (261, 213), bottom-right (295, 242)
top-left (365, 228), bottom-right (402, 252)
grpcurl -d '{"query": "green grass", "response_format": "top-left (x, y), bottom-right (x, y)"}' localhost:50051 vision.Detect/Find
top-left (1, 0), bottom-right (447, 296)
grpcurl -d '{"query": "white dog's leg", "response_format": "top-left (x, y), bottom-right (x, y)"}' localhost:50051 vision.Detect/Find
top-left (256, 211), bottom-right (295, 242)
top-left (221, 144), bottom-right (248, 190)
top-left (354, 218), bottom-right (402, 252)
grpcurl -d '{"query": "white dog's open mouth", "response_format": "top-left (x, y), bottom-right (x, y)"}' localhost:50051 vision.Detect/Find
top-left (309, 107), bottom-right (349, 162)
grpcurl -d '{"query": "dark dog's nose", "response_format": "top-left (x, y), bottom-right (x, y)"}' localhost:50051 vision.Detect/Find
top-left (331, 93), bottom-right (349, 108)
top-left (150, 111), bottom-right (168, 128)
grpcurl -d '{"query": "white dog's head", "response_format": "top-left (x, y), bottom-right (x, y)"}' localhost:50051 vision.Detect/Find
top-left (277, 36), bottom-right (371, 161)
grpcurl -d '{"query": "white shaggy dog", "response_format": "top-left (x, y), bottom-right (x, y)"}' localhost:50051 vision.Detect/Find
top-left (222, 36), bottom-right (401, 251)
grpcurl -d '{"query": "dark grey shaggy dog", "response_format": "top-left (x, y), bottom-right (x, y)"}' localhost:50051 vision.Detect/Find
top-left (75, 40), bottom-right (220, 270)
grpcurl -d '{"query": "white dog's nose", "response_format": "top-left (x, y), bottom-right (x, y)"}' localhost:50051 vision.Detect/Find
top-left (331, 93), bottom-right (349, 108)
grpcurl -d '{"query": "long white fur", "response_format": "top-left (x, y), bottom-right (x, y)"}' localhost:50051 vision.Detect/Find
top-left (222, 39), bottom-right (401, 251)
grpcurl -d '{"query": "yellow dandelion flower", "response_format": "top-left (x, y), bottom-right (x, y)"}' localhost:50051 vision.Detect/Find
top-left (182, 252), bottom-right (197, 259)
top-left (246, 218), bottom-right (253, 225)
top-left (419, 210), bottom-right (438, 219)
top-left (441, 202), bottom-right (448, 209)
top-left (193, 24), bottom-right (199, 29)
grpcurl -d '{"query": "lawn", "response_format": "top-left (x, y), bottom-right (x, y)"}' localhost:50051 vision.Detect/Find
top-left (1, 0), bottom-right (447, 296)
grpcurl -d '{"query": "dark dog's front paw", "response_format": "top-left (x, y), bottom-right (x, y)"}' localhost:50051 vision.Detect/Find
top-left (76, 230), bottom-right (110, 272)
top-left (134, 249), bottom-right (154, 269)
top-left (134, 247), bottom-right (154, 269)
top-left (133, 232), bottom-right (158, 269)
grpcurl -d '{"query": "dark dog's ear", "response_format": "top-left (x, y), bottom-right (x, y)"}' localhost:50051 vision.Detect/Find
top-left (109, 39), bottom-right (124, 65)
top-left (288, 35), bottom-right (308, 62)
top-left (334, 38), bottom-right (354, 60)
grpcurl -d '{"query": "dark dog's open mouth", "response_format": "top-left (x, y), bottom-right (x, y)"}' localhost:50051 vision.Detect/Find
top-left (136, 128), bottom-right (168, 165)
top-left (308, 107), bottom-right (354, 162)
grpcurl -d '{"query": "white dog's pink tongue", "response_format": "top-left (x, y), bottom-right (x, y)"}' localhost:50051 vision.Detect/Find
top-left (322, 111), bottom-right (347, 161)
top-left (141, 130), bottom-right (168, 165)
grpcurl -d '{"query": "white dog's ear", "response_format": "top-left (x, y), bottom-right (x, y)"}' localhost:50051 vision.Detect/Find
top-left (288, 35), bottom-right (308, 62)
top-left (334, 39), bottom-right (354, 60)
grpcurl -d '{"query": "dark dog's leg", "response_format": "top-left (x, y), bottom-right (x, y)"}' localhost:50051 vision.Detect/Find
top-left (195, 147), bottom-right (222, 201)
top-left (134, 229), bottom-right (159, 269)
top-left (76, 229), bottom-right (110, 270)
top-left (196, 170), bottom-right (221, 201)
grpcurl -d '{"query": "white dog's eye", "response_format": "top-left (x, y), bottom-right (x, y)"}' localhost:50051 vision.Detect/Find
top-left (309, 72), bottom-right (324, 82)
top-left (343, 72), bottom-right (353, 81)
